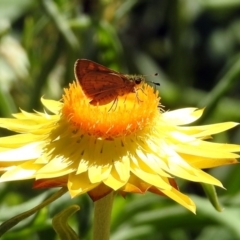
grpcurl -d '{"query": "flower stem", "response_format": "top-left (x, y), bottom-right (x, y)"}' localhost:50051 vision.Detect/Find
top-left (93, 192), bottom-right (114, 240)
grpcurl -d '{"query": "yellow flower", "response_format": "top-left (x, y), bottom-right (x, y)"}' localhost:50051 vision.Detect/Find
top-left (0, 81), bottom-right (239, 213)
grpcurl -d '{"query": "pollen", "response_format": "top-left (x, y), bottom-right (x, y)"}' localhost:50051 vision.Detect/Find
top-left (62, 81), bottom-right (160, 139)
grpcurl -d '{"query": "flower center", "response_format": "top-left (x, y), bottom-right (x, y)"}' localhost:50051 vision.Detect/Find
top-left (62, 81), bottom-right (159, 139)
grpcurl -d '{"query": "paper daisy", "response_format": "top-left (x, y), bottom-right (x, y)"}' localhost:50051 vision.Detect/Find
top-left (0, 81), bottom-right (239, 213)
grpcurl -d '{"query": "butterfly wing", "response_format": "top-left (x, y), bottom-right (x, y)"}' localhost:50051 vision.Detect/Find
top-left (82, 71), bottom-right (128, 105)
top-left (88, 90), bottom-right (119, 105)
top-left (74, 59), bottom-right (121, 81)
top-left (74, 59), bottom-right (130, 105)
top-left (81, 72), bottom-right (125, 95)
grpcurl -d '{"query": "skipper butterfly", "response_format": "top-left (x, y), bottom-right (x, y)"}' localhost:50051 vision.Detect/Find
top-left (74, 59), bottom-right (147, 106)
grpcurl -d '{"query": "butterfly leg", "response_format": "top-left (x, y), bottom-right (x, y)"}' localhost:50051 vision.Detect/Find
top-left (134, 87), bottom-right (147, 103)
top-left (136, 87), bottom-right (147, 96)
top-left (108, 97), bottom-right (118, 112)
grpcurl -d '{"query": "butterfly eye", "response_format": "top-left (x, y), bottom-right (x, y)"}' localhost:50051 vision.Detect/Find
top-left (135, 79), bottom-right (142, 84)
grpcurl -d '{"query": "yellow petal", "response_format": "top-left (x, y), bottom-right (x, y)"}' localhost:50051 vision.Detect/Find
top-left (131, 162), bottom-right (172, 190)
top-left (0, 161), bottom-right (41, 181)
top-left (161, 187), bottom-right (196, 213)
top-left (68, 172), bottom-right (99, 197)
top-left (114, 157), bottom-right (130, 182)
top-left (175, 141), bottom-right (240, 159)
top-left (0, 142), bottom-right (41, 161)
top-left (0, 134), bottom-right (43, 148)
top-left (180, 122), bottom-right (239, 137)
top-left (36, 156), bottom-right (74, 179)
top-left (162, 108), bottom-right (203, 125)
top-left (103, 166), bottom-right (127, 190)
top-left (88, 165), bottom-right (104, 183)
top-left (41, 98), bottom-right (62, 114)
top-left (180, 153), bottom-right (238, 168)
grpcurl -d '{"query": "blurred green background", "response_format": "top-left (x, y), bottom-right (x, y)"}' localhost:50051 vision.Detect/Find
top-left (1, 0), bottom-right (240, 239)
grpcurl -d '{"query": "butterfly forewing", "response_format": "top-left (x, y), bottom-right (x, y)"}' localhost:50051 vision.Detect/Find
top-left (75, 59), bottom-right (120, 79)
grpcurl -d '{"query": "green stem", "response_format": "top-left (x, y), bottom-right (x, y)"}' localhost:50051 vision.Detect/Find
top-left (93, 192), bottom-right (114, 240)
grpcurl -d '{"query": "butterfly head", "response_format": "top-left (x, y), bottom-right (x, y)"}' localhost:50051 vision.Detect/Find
top-left (125, 75), bottom-right (145, 85)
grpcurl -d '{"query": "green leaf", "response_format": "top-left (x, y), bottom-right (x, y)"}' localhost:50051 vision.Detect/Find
top-left (0, 187), bottom-right (67, 237)
top-left (201, 183), bottom-right (223, 212)
top-left (52, 204), bottom-right (80, 240)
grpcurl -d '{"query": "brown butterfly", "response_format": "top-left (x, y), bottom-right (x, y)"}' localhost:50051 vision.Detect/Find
top-left (74, 59), bottom-right (146, 106)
